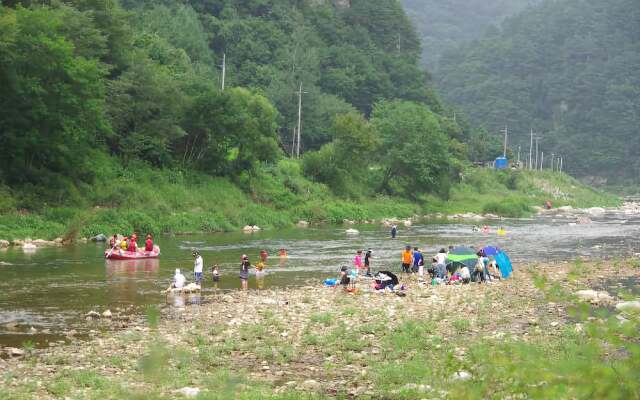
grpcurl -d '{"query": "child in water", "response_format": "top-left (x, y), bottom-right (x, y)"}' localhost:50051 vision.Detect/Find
top-left (211, 265), bottom-right (220, 283)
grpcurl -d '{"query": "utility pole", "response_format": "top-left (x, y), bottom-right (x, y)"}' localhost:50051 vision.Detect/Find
top-left (529, 129), bottom-right (534, 170)
top-left (517, 145), bottom-right (521, 166)
top-left (534, 137), bottom-right (540, 170)
top-left (501, 126), bottom-right (508, 158)
top-left (221, 53), bottom-right (226, 91)
top-left (295, 82), bottom-right (307, 159)
top-left (540, 152), bottom-right (544, 171)
top-left (550, 153), bottom-right (555, 172)
top-left (291, 127), bottom-right (296, 158)
top-left (560, 157), bottom-right (563, 174)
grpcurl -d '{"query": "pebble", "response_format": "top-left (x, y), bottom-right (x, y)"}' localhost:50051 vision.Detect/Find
top-left (174, 387), bottom-right (200, 397)
top-left (451, 371), bottom-right (472, 381)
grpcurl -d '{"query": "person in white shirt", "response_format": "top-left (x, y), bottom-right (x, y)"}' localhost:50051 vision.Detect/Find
top-left (433, 248), bottom-right (448, 278)
top-left (173, 269), bottom-right (186, 289)
top-left (193, 250), bottom-right (203, 285)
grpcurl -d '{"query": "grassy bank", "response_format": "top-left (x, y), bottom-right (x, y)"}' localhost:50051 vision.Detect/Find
top-left (0, 158), bottom-right (419, 240)
top-left (1, 259), bottom-right (638, 399)
top-left (423, 168), bottom-right (620, 217)
top-left (0, 159), bottom-right (619, 241)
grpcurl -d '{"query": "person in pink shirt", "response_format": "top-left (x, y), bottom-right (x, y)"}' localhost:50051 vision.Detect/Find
top-left (354, 250), bottom-right (364, 273)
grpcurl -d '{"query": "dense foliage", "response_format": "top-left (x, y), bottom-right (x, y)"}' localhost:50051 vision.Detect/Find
top-left (0, 0), bottom-right (494, 211)
top-left (435, 0), bottom-right (640, 183)
top-left (401, 0), bottom-right (539, 71)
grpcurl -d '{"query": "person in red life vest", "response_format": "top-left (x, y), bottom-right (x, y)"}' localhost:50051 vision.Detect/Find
top-left (145, 234), bottom-right (154, 253)
top-left (128, 233), bottom-right (138, 253)
top-left (279, 248), bottom-right (287, 258)
top-left (260, 249), bottom-right (268, 262)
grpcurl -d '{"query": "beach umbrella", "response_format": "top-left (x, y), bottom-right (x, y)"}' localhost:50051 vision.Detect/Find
top-left (482, 246), bottom-right (501, 257)
top-left (495, 251), bottom-right (513, 279)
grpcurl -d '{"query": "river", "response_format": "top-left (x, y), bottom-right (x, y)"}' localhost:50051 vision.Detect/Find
top-left (1, 209), bottom-right (639, 347)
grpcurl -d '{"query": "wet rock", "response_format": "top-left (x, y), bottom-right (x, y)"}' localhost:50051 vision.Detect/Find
top-left (54, 238), bottom-right (63, 245)
top-left (86, 311), bottom-right (100, 319)
top-left (0, 240), bottom-right (9, 248)
top-left (6, 347), bottom-right (25, 357)
top-left (242, 225), bottom-right (260, 232)
top-left (174, 387), bottom-right (200, 397)
top-left (102, 310), bottom-right (112, 318)
top-left (345, 229), bottom-right (359, 235)
top-left (577, 216), bottom-right (592, 225)
top-left (615, 301), bottom-right (640, 313)
top-left (92, 234), bottom-right (107, 242)
top-left (343, 219), bottom-right (355, 225)
top-left (403, 219), bottom-right (412, 227)
top-left (586, 207), bottom-right (605, 216)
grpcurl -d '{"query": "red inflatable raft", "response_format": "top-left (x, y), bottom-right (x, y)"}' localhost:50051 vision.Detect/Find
top-left (105, 245), bottom-right (160, 260)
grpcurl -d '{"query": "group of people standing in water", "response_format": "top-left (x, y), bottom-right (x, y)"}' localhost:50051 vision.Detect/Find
top-left (170, 248), bottom-right (288, 290)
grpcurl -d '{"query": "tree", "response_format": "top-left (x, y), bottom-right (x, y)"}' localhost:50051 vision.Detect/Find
top-left (303, 112), bottom-right (380, 197)
top-left (371, 100), bottom-right (451, 197)
top-left (181, 87), bottom-right (280, 175)
top-left (0, 5), bottom-right (108, 187)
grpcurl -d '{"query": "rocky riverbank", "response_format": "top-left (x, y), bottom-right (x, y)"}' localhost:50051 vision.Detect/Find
top-left (1, 259), bottom-right (639, 399)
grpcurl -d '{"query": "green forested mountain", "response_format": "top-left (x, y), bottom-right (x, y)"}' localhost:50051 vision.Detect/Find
top-left (401, 0), bottom-right (539, 71)
top-left (1, 0), bottom-right (497, 212)
top-left (436, 0), bottom-right (640, 183)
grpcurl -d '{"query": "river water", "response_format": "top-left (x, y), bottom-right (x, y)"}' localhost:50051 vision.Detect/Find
top-left (1, 210), bottom-right (639, 347)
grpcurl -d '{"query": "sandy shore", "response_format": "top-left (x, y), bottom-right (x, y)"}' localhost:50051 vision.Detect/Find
top-left (1, 259), bottom-right (638, 399)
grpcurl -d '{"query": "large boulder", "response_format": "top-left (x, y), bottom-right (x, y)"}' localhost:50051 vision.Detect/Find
top-left (616, 301), bottom-right (640, 313)
top-left (0, 240), bottom-right (9, 248)
top-left (575, 289), bottom-right (614, 304)
top-left (586, 207), bottom-right (606, 217)
top-left (92, 234), bottom-right (107, 242)
top-left (345, 229), bottom-right (359, 235)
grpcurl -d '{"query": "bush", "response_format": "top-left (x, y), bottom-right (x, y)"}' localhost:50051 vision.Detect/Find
top-left (482, 197), bottom-right (532, 217)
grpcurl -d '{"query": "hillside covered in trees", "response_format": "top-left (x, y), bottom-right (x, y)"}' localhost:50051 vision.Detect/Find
top-left (0, 0), bottom-right (512, 237)
top-left (401, 0), bottom-right (539, 71)
top-left (0, 0), bottom-right (480, 201)
top-left (434, 0), bottom-right (640, 183)
top-left (0, 0), bottom-right (616, 239)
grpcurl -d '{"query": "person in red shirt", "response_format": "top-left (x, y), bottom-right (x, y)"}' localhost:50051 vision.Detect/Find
top-left (145, 234), bottom-right (153, 252)
top-left (128, 233), bottom-right (138, 253)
